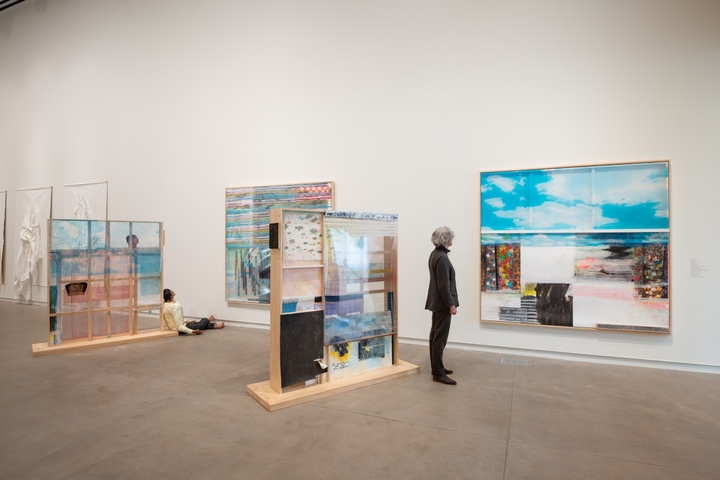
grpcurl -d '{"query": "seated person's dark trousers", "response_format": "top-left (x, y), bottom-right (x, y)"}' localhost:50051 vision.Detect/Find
top-left (179, 317), bottom-right (215, 334)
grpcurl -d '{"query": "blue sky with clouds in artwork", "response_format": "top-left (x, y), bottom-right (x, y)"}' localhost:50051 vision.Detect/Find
top-left (481, 162), bottom-right (669, 231)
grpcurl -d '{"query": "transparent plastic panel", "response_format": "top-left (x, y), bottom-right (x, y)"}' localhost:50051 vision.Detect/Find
top-left (281, 268), bottom-right (322, 298)
top-left (324, 311), bottom-right (394, 345)
top-left (328, 335), bottom-right (393, 379)
top-left (50, 220), bottom-right (89, 250)
top-left (60, 255), bottom-right (89, 279)
top-left (109, 222), bottom-right (131, 249)
top-left (324, 213), bottom-right (397, 300)
top-left (49, 286), bottom-right (58, 314)
top-left (363, 291), bottom-right (389, 314)
top-left (281, 296), bottom-right (322, 313)
top-left (89, 221), bottom-right (108, 250)
top-left (108, 253), bottom-right (133, 276)
top-left (55, 281), bottom-right (90, 313)
top-left (90, 254), bottom-right (108, 278)
top-left (44, 219), bottom-right (164, 342)
top-left (131, 222), bottom-right (162, 248)
top-left (137, 277), bottom-right (162, 306)
top-left (49, 254), bottom-right (61, 285)
top-left (324, 229), bottom-right (368, 293)
top-left (49, 316), bottom-right (62, 345)
top-left (323, 213), bottom-right (398, 339)
top-left (137, 308), bottom-right (162, 332)
top-left (136, 251), bottom-right (162, 277)
top-left (91, 311), bottom-right (110, 337)
top-left (88, 279), bottom-right (109, 309)
top-left (60, 313), bottom-right (90, 341)
top-left (108, 279), bottom-right (132, 308)
top-left (108, 310), bottom-right (131, 336)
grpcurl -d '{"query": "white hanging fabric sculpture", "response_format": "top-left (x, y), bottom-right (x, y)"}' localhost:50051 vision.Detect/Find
top-left (13, 203), bottom-right (42, 302)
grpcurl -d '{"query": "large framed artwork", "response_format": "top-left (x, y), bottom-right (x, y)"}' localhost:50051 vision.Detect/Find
top-left (225, 182), bottom-right (334, 304)
top-left (480, 161), bottom-right (670, 333)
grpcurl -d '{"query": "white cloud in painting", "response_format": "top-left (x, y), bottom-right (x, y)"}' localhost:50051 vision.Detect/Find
top-left (645, 232), bottom-right (669, 243)
top-left (496, 202), bottom-right (617, 229)
top-left (536, 169), bottom-right (667, 208)
top-left (524, 234), bottom-right (565, 247)
top-left (52, 221), bottom-right (87, 250)
top-left (654, 207), bottom-right (669, 218)
top-left (485, 175), bottom-right (520, 193)
top-left (485, 198), bottom-right (505, 209)
top-left (536, 173), bottom-right (593, 204)
top-left (594, 175), bottom-right (668, 207)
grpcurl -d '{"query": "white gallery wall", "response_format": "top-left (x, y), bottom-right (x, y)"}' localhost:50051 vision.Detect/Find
top-left (1, 0), bottom-right (718, 371)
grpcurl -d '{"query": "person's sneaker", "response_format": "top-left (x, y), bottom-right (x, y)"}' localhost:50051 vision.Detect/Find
top-left (433, 375), bottom-right (457, 385)
top-left (213, 321), bottom-right (225, 329)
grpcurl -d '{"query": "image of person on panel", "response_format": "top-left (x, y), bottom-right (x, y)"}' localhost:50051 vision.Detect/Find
top-left (425, 226), bottom-right (459, 385)
top-left (126, 234), bottom-right (139, 249)
top-left (163, 289), bottom-right (224, 335)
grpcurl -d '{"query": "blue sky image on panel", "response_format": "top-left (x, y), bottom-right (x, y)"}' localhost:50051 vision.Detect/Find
top-left (51, 220), bottom-right (89, 250)
top-left (132, 222), bottom-right (162, 248)
top-left (107, 222), bottom-right (161, 249)
top-left (480, 162), bottom-right (669, 231)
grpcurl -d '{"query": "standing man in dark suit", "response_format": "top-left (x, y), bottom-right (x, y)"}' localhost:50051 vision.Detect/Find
top-left (425, 226), bottom-right (459, 385)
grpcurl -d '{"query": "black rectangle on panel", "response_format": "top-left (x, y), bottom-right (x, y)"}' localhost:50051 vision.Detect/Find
top-left (269, 222), bottom-right (279, 249)
top-left (280, 310), bottom-right (324, 388)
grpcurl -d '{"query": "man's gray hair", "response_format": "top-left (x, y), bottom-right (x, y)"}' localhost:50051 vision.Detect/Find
top-left (431, 226), bottom-right (455, 248)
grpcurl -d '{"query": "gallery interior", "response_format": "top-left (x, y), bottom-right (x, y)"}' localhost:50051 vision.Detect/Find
top-left (1, 0), bottom-right (719, 478)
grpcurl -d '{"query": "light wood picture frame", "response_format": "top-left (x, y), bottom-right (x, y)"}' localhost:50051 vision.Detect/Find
top-left (480, 160), bottom-right (670, 333)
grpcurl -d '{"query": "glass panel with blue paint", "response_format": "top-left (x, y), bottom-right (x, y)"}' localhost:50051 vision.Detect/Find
top-left (137, 277), bottom-right (162, 306)
top-left (50, 219), bottom-right (89, 250)
top-left (323, 212), bottom-right (398, 345)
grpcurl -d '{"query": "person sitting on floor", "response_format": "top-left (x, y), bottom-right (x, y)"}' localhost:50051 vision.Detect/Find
top-left (162, 288), bottom-right (224, 335)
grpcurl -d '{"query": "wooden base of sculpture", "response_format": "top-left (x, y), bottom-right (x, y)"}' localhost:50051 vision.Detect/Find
top-left (246, 359), bottom-right (420, 412)
top-left (32, 330), bottom-right (177, 357)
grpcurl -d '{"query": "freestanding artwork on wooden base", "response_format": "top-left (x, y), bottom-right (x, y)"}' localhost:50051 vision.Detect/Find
top-left (32, 219), bottom-right (174, 356)
top-left (246, 209), bottom-right (419, 411)
top-left (480, 161), bottom-right (670, 333)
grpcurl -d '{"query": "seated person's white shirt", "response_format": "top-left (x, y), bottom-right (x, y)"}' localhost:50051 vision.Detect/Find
top-left (163, 301), bottom-right (194, 334)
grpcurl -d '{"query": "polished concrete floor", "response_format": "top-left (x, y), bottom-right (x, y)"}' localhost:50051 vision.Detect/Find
top-left (1, 299), bottom-right (719, 480)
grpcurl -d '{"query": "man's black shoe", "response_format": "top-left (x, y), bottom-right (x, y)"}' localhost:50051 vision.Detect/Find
top-left (444, 369), bottom-right (453, 375)
top-left (433, 375), bottom-right (457, 385)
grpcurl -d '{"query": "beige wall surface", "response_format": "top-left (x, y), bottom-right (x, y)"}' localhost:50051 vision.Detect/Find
top-left (1, 0), bottom-right (718, 371)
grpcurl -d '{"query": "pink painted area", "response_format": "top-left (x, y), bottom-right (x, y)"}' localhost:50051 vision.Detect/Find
top-left (572, 283), bottom-right (668, 310)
